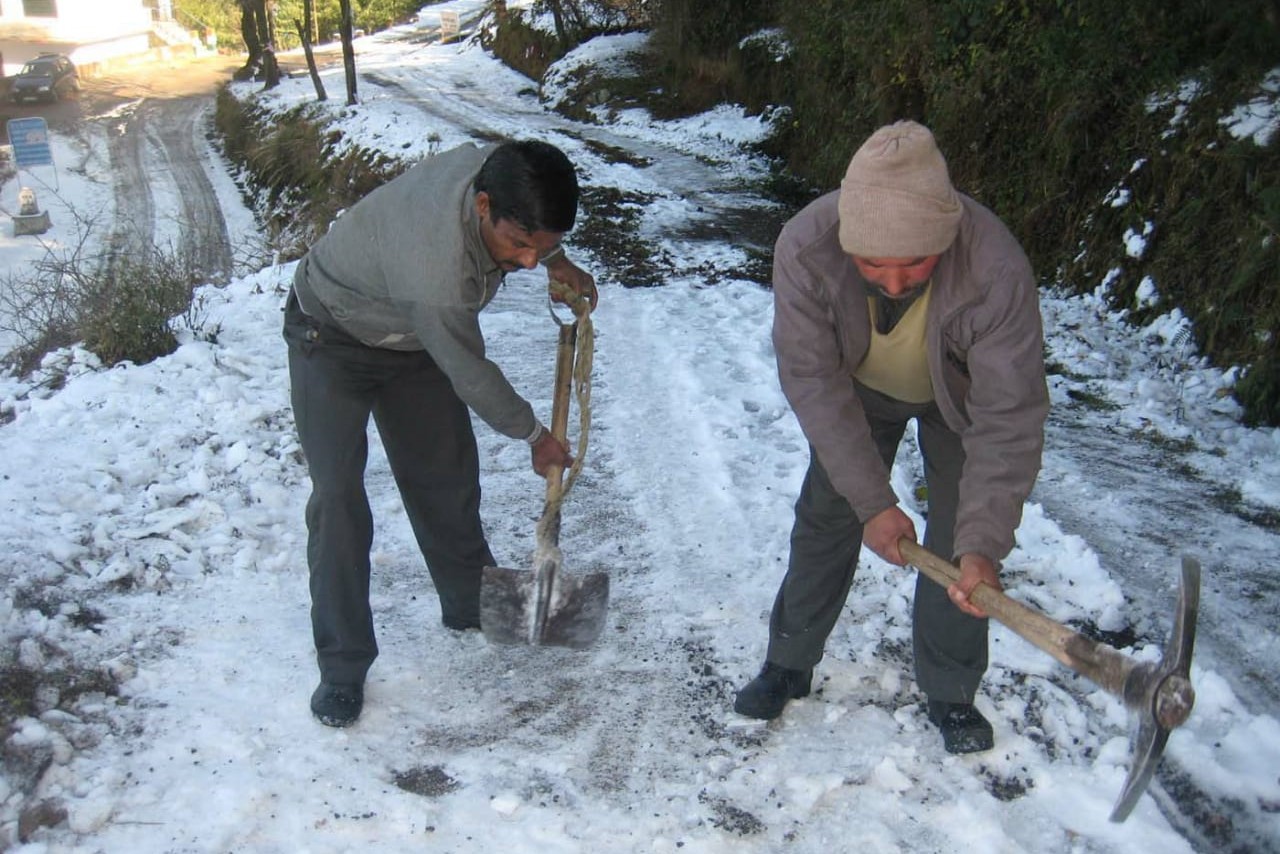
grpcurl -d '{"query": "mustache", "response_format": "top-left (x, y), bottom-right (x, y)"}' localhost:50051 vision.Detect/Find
top-left (872, 284), bottom-right (925, 300)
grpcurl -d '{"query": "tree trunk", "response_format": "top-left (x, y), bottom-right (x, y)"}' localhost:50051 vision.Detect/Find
top-left (545, 0), bottom-right (571, 52)
top-left (304, 0), bottom-right (319, 46)
top-left (339, 0), bottom-right (358, 105)
top-left (260, 0), bottom-right (281, 89)
top-left (235, 0), bottom-right (262, 80)
top-left (295, 16), bottom-right (327, 101)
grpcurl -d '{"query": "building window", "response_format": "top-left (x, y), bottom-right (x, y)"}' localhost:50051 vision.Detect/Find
top-left (23, 0), bottom-right (58, 18)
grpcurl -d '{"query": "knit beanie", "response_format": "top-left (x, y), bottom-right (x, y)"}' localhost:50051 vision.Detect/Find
top-left (838, 121), bottom-right (962, 257)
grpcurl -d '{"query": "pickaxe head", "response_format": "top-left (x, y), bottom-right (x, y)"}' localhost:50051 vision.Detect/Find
top-left (897, 539), bottom-right (1202, 822)
top-left (1110, 555), bottom-right (1201, 822)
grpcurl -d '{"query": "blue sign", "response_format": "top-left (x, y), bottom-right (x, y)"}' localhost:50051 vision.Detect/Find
top-left (7, 117), bottom-right (54, 169)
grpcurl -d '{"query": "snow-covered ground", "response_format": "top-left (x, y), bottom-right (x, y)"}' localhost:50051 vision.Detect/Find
top-left (1, 3), bottom-right (1278, 851)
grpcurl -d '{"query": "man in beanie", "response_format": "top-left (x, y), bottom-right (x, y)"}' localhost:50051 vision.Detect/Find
top-left (734, 121), bottom-right (1048, 754)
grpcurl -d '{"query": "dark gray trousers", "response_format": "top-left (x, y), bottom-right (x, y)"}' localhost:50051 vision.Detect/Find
top-left (284, 292), bottom-right (494, 685)
top-left (766, 381), bottom-right (988, 704)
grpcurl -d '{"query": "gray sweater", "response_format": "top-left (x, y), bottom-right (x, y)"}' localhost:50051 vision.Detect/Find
top-left (772, 191), bottom-right (1049, 562)
top-left (293, 143), bottom-right (537, 441)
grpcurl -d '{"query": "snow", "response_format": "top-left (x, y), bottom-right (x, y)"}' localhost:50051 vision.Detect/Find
top-left (1220, 66), bottom-right (1280, 147)
top-left (2, 3), bottom-right (1279, 851)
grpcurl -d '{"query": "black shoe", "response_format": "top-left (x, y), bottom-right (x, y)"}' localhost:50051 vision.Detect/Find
top-left (442, 614), bottom-right (481, 631)
top-left (733, 662), bottom-right (813, 720)
top-left (927, 699), bottom-right (994, 754)
top-left (311, 682), bottom-right (364, 728)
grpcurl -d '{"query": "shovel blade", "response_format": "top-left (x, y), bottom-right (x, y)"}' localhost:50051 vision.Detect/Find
top-left (541, 570), bottom-right (609, 649)
top-left (479, 564), bottom-right (540, 646)
top-left (479, 564), bottom-right (609, 649)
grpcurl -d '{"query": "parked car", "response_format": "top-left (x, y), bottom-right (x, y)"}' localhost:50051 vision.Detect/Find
top-left (8, 54), bottom-right (80, 104)
top-left (328, 28), bottom-right (367, 41)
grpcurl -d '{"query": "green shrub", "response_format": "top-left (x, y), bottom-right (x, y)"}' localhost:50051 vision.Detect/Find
top-left (79, 251), bottom-right (197, 366)
top-left (0, 229), bottom-right (214, 376)
top-left (1236, 354), bottom-right (1280, 427)
top-left (481, 3), bottom-right (572, 80)
top-left (646, 0), bottom-right (781, 117)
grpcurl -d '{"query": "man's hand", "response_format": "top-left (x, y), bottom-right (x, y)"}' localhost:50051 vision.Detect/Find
top-left (546, 255), bottom-right (598, 310)
top-left (862, 506), bottom-right (917, 565)
top-left (530, 431), bottom-right (572, 477)
top-left (947, 553), bottom-right (1001, 619)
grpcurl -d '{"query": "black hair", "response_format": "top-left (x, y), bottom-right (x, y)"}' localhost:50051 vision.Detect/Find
top-left (474, 140), bottom-right (579, 234)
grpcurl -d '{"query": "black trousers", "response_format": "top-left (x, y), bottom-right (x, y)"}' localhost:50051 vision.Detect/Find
top-left (766, 381), bottom-right (988, 704)
top-left (284, 292), bottom-right (494, 685)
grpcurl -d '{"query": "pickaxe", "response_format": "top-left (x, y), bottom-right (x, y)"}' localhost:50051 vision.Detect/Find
top-left (898, 540), bottom-right (1200, 822)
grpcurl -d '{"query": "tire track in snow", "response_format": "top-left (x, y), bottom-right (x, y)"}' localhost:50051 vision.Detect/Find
top-left (360, 71), bottom-right (779, 254)
top-left (103, 96), bottom-right (232, 282)
top-left (146, 96), bottom-right (233, 281)
top-left (104, 101), bottom-right (155, 261)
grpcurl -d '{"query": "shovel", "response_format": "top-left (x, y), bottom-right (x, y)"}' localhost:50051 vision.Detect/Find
top-left (479, 320), bottom-right (609, 649)
top-left (899, 539), bottom-right (1199, 822)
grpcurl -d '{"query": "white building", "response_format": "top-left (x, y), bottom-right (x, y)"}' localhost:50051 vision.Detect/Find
top-left (0, 0), bottom-right (164, 77)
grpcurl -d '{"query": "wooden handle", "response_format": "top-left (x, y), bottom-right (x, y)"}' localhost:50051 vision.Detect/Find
top-left (544, 322), bottom-right (577, 505)
top-left (898, 539), bottom-right (1137, 696)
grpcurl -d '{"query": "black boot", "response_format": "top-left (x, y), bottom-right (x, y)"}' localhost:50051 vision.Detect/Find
top-left (442, 613), bottom-right (481, 631)
top-left (734, 662), bottom-right (813, 719)
top-left (311, 682), bottom-right (364, 728)
top-left (927, 699), bottom-right (994, 754)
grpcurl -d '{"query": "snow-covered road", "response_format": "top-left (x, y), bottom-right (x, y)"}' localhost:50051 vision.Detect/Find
top-left (2, 6), bottom-right (1278, 851)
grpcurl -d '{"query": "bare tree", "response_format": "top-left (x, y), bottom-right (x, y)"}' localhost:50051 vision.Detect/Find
top-left (232, 0), bottom-right (278, 87)
top-left (338, 0), bottom-right (358, 105)
top-left (295, 0), bottom-right (327, 101)
top-left (260, 0), bottom-right (281, 90)
top-left (536, 0), bottom-right (646, 51)
top-left (544, 0), bottom-right (571, 51)
top-left (234, 0), bottom-right (262, 80)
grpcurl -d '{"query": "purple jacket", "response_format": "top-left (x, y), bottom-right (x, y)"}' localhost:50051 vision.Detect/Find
top-left (772, 190), bottom-right (1048, 562)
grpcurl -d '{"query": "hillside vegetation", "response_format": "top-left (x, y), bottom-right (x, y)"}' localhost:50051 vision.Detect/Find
top-left (215, 0), bottom-right (1280, 426)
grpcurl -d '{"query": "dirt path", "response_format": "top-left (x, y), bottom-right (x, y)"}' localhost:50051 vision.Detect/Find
top-left (102, 94), bottom-right (234, 281)
top-left (74, 56), bottom-right (242, 282)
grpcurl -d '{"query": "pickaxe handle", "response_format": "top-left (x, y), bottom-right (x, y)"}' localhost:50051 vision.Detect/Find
top-left (898, 539), bottom-right (1199, 821)
top-left (900, 541), bottom-right (1137, 698)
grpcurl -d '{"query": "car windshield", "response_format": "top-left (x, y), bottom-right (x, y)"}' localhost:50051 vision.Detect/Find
top-left (19, 62), bottom-right (56, 76)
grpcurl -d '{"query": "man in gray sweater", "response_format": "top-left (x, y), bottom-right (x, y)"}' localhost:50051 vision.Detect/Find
top-left (284, 140), bottom-right (596, 727)
top-left (735, 121), bottom-right (1048, 753)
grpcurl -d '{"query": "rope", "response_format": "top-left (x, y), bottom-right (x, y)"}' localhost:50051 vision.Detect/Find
top-left (548, 279), bottom-right (594, 499)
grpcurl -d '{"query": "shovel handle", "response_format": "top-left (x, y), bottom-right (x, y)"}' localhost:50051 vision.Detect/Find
top-left (544, 321), bottom-right (577, 506)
